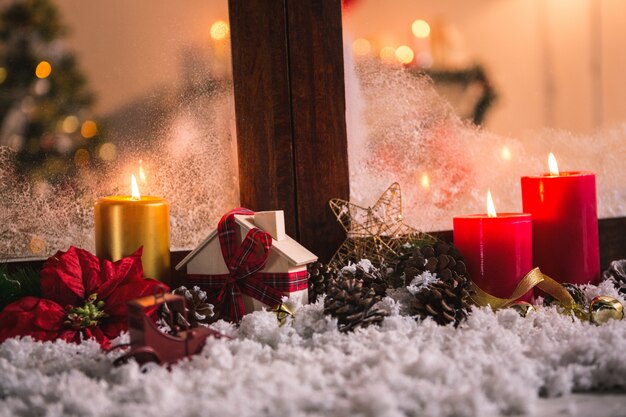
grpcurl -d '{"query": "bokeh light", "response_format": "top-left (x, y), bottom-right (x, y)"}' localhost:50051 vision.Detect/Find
top-left (33, 79), bottom-right (50, 95)
top-left (420, 172), bottom-right (430, 189)
top-left (352, 38), bottom-right (371, 56)
top-left (412, 19), bottom-right (431, 39)
top-left (21, 96), bottom-right (35, 114)
top-left (395, 45), bottom-right (415, 64)
top-left (210, 20), bottom-right (230, 41)
top-left (80, 120), bottom-right (97, 138)
top-left (62, 115), bottom-right (80, 133)
top-left (501, 146), bottom-right (512, 161)
top-left (416, 52), bottom-right (433, 68)
top-left (35, 61), bottom-right (52, 79)
top-left (379, 46), bottom-right (397, 64)
top-left (74, 148), bottom-right (90, 167)
top-left (29, 235), bottom-right (46, 254)
top-left (98, 142), bottom-right (117, 161)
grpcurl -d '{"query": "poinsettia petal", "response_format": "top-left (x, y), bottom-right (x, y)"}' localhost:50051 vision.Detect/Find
top-left (74, 247), bottom-right (104, 295)
top-left (100, 320), bottom-right (128, 340)
top-left (104, 278), bottom-right (168, 318)
top-left (82, 327), bottom-right (111, 349)
top-left (96, 247), bottom-right (144, 300)
top-left (0, 297), bottom-right (67, 343)
top-left (40, 247), bottom-right (85, 305)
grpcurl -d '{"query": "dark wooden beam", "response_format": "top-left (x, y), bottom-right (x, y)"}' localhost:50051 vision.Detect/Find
top-left (286, 0), bottom-right (349, 261)
top-left (228, 0), bottom-right (349, 261)
top-left (228, 0), bottom-right (298, 236)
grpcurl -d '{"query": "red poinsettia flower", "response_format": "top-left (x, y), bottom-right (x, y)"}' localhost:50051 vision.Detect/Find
top-left (0, 246), bottom-right (168, 349)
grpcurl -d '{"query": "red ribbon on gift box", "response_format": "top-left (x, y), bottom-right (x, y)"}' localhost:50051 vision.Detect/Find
top-left (187, 208), bottom-right (308, 322)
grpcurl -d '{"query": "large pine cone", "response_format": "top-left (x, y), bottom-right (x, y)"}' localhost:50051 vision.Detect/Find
top-left (400, 240), bottom-right (468, 286)
top-left (411, 273), bottom-right (472, 326)
top-left (308, 262), bottom-right (338, 301)
top-left (603, 259), bottom-right (626, 296)
top-left (341, 264), bottom-right (388, 297)
top-left (324, 278), bottom-right (387, 332)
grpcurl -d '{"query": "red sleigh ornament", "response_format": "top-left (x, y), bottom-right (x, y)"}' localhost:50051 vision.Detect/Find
top-left (175, 209), bottom-right (317, 322)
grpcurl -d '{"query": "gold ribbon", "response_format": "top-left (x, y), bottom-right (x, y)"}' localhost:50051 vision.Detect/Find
top-left (470, 267), bottom-right (576, 310)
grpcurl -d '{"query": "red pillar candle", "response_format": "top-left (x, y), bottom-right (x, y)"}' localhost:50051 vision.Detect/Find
top-left (521, 154), bottom-right (599, 285)
top-left (453, 191), bottom-right (533, 302)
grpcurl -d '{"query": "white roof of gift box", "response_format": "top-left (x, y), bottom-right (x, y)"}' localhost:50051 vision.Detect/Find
top-left (175, 210), bottom-right (317, 270)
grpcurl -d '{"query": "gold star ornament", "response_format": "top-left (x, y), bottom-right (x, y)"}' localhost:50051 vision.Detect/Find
top-left (329, 183), bottom-right (425, 269)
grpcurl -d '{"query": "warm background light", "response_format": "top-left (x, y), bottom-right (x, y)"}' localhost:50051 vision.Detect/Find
top-left (487, 189), bottom-right (497, 217)
top-left (80, 120), bottom-right (97, 138)
top-left (379, 46), bottom-right (397, 63)
top-left (411, 19), bottom-right (430, 39)
top-left (210, 20), bottom-right (229, 41)
top-left (139, 160), bottom-right (147, 184)
top-left (420, 172), bottom-right (430, 189)
top-left (62, 115), bottom-right (79, 133)
top-left (548, 152), bottom-right (559, 175)
top-left (0, 67), bottom-right (6, 84)
top-left (501, 146), bottom-right (511, 161)
top-left (74, 148), bottom-right (90, 167)
top-left (352, 38), bottom-right (372, 56)
top-left (98, 142), bottom-right (116, 161)
top-left (35, 61), bottom-right (52, 79)
top-left (395, 45), bottom-right (415, 64)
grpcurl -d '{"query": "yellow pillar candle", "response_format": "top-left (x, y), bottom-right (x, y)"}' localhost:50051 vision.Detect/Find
top-left (94, 175), bottom-right (170, 283)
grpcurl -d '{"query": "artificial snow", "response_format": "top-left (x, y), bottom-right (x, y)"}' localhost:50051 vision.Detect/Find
top-left (1, 288), bottom-right (626, 417)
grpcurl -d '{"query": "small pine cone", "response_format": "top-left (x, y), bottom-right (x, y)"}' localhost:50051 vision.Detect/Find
top-left (542, 283), bottom-right (587, 307)
top-left (308, 262), bottom-right (338, 301)
top-left (324, 278), bottom-right (387, 332)
top-left (400, 240), bottom-right (468, 286)
top-left (161, 286), bottom-right (215, 330)
top-left (563, 283), bottom-right (586, 306)
top-left (341, 264), bottom-right (388, 297)
top-left (603, 259), bottom-right (626, 296)
top-left (411, 273), bottom-right (472, 326)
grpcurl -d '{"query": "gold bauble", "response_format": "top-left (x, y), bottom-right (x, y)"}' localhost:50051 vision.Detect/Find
top-left (509, 301), bottom-right (536, 317)
top-left (271, 303), bottom-right (295, 326)
top-left (589, 296), bottom-right (624, 325)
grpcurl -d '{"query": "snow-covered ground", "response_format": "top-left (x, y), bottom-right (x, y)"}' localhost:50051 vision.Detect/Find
top-left (1, 280), bottom-right (625, 417)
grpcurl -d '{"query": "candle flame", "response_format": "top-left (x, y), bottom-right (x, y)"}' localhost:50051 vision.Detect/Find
top-left (131, 174), bottom-right (141, 200)
top-left (420, 172), bottom-right (430, 189)
top-left (548, 152), bottom-right (559, 176)
top-left (487, 189), bottom-right (497, 218)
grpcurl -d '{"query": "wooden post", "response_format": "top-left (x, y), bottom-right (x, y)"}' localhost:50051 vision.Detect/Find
top-left (228, 0), bottom-right (349, 261)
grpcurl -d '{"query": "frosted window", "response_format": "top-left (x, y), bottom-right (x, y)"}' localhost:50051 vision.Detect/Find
top-left (0, 1), bottom-right (238, 259)
top-left (343, 1), bottom-right (626, 231)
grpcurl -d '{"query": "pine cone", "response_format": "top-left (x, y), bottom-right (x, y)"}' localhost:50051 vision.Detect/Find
top-left (563, 283), bottom-right (586, 306)
top-left (307, 262), bottom-right (338, 301)
top-left (603, 259), bottom-right (626, 296)
top-left (400, 240), bottom-right (468, 286)
top-left (324, 278), bottom-right (387, 332)
top-left (411, 273), bottom-right (472, 326)
top-left (161, 286), bottom-right (215, 331)
top-left (341, 264), bottom-right (388, 297)
top-left (542, 283), bottom-right (587, 307)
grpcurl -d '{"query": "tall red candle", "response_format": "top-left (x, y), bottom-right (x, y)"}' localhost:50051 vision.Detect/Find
top-left (453, 193), bottom-right (533, 302)
top-left (521, 156), bottom-right (599, 285)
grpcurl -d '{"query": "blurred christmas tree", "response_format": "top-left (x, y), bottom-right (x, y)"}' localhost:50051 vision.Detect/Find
top-left (0, 0), bottom-right (104, 182)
